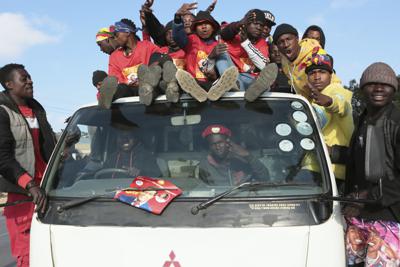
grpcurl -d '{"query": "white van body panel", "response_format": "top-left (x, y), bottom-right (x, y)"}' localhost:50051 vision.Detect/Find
top-left (30, 216), bottom-right (53, 266)
top-left (31, 93), bottom-right (346, 267)
top-left (49, 225), bottom-right (310, 267)
top-left (31, 210), bottom-right (344, 267)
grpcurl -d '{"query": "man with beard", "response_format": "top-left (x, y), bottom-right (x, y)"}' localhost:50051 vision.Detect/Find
top-left (273, 23), bottom-right (341, 101)
top-left (199, 125), bottom-right (269, 186)
top-left (217, 9), bottom-right (278, 102)
top-left (0, 64), bottom-right (56, 267)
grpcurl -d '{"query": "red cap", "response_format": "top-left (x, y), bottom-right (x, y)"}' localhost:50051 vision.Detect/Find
top-left (202, 125), bottom-right (232, 138)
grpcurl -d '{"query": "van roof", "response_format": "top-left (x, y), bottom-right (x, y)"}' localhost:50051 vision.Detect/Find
top-left (80, 92), bottom-right (307, 109)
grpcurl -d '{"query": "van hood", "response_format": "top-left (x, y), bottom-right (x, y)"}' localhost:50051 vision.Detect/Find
top-left (49, 225), bottom-right (310, 267)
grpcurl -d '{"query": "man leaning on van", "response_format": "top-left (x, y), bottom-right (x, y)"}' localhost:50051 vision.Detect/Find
top-left (0, 63), bottom-right (56, 267)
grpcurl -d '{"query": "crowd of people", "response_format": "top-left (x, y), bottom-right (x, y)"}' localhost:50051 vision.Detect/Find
top-left (0, 0), bottom-right (399, 266)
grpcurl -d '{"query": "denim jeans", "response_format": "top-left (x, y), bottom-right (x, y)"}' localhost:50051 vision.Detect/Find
top-left (215, 53), bottom-right (255, 91)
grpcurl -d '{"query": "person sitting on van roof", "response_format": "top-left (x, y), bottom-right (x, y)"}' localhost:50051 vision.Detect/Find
top-left (217, 9), bottom-right (278, 101)
top-left (92, 70), bottom-right (108, 100)
top-left (106, 19), bottom-right (163, 106)
top-left (173, 3), bottom-right (239, 102)
top-left (269, 43), bottom-right (292, 93)
top-left (305, 54), bottom-right (354, 189)
top-left (199, 124), bottom-right (269, 186)
top-left (302, 25), bottom-right (326, 49)
top-left (261, 10), bottom-right (276, 44)
top-left (96, 26), bottom-right (119, 55)
top-left (273, 23), bottom-right (341, 101)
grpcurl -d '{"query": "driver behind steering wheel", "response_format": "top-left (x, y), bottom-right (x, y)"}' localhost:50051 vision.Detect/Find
top-left (199, 125), bottom-right (270, 186)
top-left (103, 130), bottom-right (161, 178)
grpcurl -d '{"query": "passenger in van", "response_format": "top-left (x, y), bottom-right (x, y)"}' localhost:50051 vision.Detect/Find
top-left (199, 125), bottom-right (269, 185)
top-left (104, 130), bottom-right (161, 178)
top-left (305, 54), bottom-right (354, 191)
top-left (273, 23), bottom-right (341, 101)
top-left (217, 9), bottom-right (278, 102)
top-left (173, 3), bottom-right (239, 102)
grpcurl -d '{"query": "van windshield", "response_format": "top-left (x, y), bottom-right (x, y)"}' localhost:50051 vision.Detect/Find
top-left (47, 97), bottom-right (330, 199)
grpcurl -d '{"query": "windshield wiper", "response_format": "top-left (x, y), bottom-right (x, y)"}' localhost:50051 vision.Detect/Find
top-left (57, 187), bottom-right (178, 212)
top-left (191, 181), bottom-right (312, 215)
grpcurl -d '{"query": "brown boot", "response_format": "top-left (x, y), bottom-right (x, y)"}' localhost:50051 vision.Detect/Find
top-left (138, 65), bottom-right (162, 106)
top-left (245, 63), bottom-right (278, 102)
top-left (207, 66), bottom-right (239, 101)
top-left (98, 76), bottom-right (118, 109)
top-left (176, 69), bottom-right (207, 102)
top-left (162, 61), bottom-right (180, 103)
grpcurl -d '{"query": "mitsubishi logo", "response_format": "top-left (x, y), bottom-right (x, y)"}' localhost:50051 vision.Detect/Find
top-left (163, 250), bottom-right (181, 267)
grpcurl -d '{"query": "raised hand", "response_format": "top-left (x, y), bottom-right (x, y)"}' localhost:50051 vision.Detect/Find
top-left (144, 0), bottom-right (154, 8)
top-left (206, 0), bottom-right (217, 13)
top-left (310, 86), bottom-right (332, 107)
top-left (208, 42), bottom-right (228, 59)
top-left (238, 25), bottom-right (248, 42)
top-left (229, 140), bottom-right (250, 158)
top-left (176, 2), bottom-right (198, 16)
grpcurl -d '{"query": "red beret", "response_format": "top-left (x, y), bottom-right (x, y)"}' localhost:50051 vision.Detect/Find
top-left (202, 125), bottom-right (232, 138)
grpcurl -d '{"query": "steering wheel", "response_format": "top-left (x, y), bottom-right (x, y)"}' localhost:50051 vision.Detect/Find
top-left (94, 168), bottom-right (130, 179)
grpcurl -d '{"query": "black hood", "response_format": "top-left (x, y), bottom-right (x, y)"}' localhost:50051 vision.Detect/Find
top-left (191, 11), bottom-right (220, 36)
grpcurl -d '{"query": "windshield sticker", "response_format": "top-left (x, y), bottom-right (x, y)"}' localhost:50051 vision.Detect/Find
top-left (279, 140), bottom-right (294, 152)
top-left (292, 111), bottom-right (308, 122)
top-left (291, 101), bottom-right (304, 110)
top-left (249, 203), bottom-right (301, 210)
top-left (296, 122), bottom-right (313, 136)
top-left (275, 123), bottom-right (292, 136)
top-left (300, 138), bottom-right (315, 150)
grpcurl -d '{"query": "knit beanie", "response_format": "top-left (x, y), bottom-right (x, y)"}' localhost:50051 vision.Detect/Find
top-left (360, 62), bottom-right (398, 91)
top-left (92, 70), bottom-right (108, 87)
top-left (273, 23), bottom-right (298, 44)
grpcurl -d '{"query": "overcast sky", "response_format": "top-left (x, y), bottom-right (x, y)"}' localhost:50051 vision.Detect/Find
top-left (1, 0), bottom-right (399, 131)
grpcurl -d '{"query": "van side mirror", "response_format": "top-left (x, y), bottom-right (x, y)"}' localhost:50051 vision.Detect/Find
top-left (65, 126), bottom-right (81, 147)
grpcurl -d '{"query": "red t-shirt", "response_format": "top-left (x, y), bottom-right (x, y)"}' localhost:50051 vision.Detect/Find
top-left (225, 35), bottom-right (269, 76)
top-left (159, 46), bottom-right (186, 70)
top-left (183, 35), bottom-right (217, 81)
top-left (108, 40), bottom-right (162, 84)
